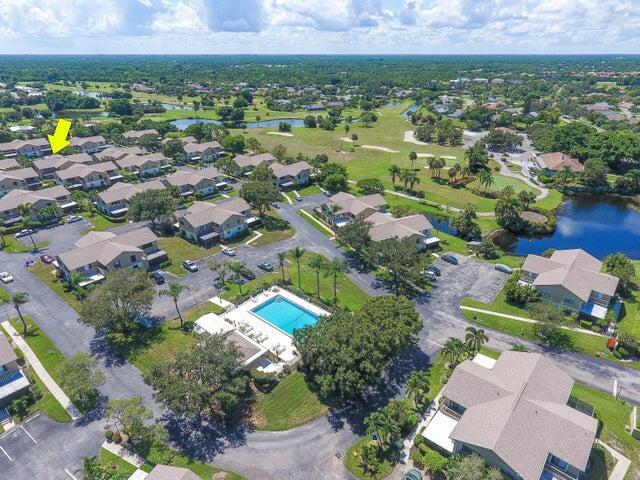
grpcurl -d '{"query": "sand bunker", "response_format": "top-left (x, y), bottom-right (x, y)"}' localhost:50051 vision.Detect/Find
top-left (361, 145), bottom-right (399, 153)
top-left (403, 130), bottom-right (429, 146)
top-left (267, 131), bottom-right (294, 137)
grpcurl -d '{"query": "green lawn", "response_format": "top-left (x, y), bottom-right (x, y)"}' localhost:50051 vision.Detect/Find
top-left (617, 261), bottom-right (640, 338)
top-left (534, 188), bottom-right (564, 210)
top-left (0, 286), bottom-right (10, 305)
top-left (252, 371), bottom-right (328, 431)
top-left (1, 318), bottom-right (72, 422)
top-left (248, 211), bottom-right (295, 248)
top-left (84, 213), bottom-right (126, 232)
top-left (297, 210), bottom-right (334, 238)
top-left (29, 262), bottom-right (83, 312)
top-left (0, 235), bottom-right (48, 253)
top-left (296, 184), bottom-right (323, 196)
top-left (345, 437), bottom-right (395, 480)
top-left (157, 236), bottom-right (218, 276)
top-left (99, 448), bottom-right (137, 478)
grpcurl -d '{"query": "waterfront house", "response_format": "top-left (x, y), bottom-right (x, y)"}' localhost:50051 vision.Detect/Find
top-left (539, 153), bottom-right (584, 174)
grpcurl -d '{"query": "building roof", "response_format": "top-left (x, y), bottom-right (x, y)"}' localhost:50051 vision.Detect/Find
top-left (95, 146), bottom-right (145, 161)
top-left (183, 141), bottom-right (222, 154)
top-left (116, 153), bottom-right (168, 170)
top-left (34, 153), bottom-right (93, 171)
top-left (145, 465), bottom-right (200, 480)
top-left (540, 153), bottom-right (584, 173)
top-left (97, 180), bottom-right (166, 204)
top-left (0, 158), bottom-right (20, 170)
top-left (122, 129), bottom-right (159, 139)
top-left (56, 161), bottom-right (117, 181)
top-left (443, 351), bottom-right (598, 480)
top-left (70, 135), bottom-right (106, 147)
top-left (58, 226), bottom-right (157, 271)
top-left (367, 212), bottom-right (433, 242)
top-left (269, 161), bottom-right (313, 178)
top-left (0, 334), bottom-right (17, 366)
top-left (522, 249), bottom-right (619, 301)
top-left (326, 192), bottom-right (386, 217)
top-left (181, 197), bottom-right (249, 228)
top-left (0, 167), bottom-right (38, 181)
top-left (0, 138), bottom-right (49, 152)
top-left (233, 152), bottom-right (276, 169)
top-left (164, 167), bottom-right (220, 188)
top-left (0, 185), bottom-right (71, 212)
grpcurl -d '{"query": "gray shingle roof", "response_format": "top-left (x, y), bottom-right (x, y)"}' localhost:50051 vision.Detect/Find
top-left (0, 334), bottom-right (17, 366)
top-left (326, 192), bottom-right (386, 217)
top-left (145, 465), bottom-right (200, 480)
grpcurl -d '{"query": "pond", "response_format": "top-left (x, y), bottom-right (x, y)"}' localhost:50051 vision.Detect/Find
top-left (401, 104), bottom-right (418, 118)
top-left (169, 118), bottom-right (221, 130)
top-left (493, 196), bottom-right (640, 260)
top-left (73, 90), bottom-right (102, 99)
top-left (161, 103), bottom-right (192, 110)
top-left (52, 110), bottom-right (109, 118)
top-left (169, 117), bottom-right (305, 130)
top-left (384, 100), bottom-right (403, 107)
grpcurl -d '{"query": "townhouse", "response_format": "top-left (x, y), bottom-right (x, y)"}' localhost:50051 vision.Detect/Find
top-left (95, 180), bottom-right (166, 217)
top-left (33, 153), bottom-right (94, 179)
top-left (122, 129), bottom-right (160, 144)
top-left (94, 146), bottom-right (145, 162)
top-left (56, 227), bottom-right (167, 285)
top-left (318, 192), bottom-right (387, 228)
top-left (0, 185), bottom-right (76, 226)
top-left (0, 158), bottom-right (20, 171)
top-left (163, 167), bottom-right (223, 198)
top-left (178, 197), bottom-right (253, 246)
top-left (55, 161), bottom-right (121, 189)
top-left (70, 135), bottom-right (107, 154)
top-left (115, 153), bottom-right (170, 178)
top-left (0, 138), bottom-right (50, 158)
top-left (183, 141), bottom-right (224, 163)
top-left (233, 152), bottom-right (276, 174)
top-left (366, 211), bottom-right (440, 249)
top-left (269, 161), bottom-right (313, 189)
top-left (0, 167), bottom-right (40, 197)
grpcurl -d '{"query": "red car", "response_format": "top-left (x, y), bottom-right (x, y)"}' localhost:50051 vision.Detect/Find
top-left (40, 254), bottom-right (54, 264)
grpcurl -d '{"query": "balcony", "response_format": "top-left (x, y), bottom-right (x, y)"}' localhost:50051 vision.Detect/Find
top-left (0, 370), bottom-right (30, 401)
top-left (440, 403), bottom-right (463, 420)
top-left (541, 463), bottom-right (580, 480)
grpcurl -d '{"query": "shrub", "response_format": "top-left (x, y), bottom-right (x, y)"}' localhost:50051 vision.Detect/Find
top-left (410, 451), bottom-right (425, 469)
top-left (104, 430), bottom-right (114, 442)
top-left (423, 447), bottom-right (447, 476)
top-left (503, 274), bottom-right (540, 306)
top-left (580, 319), bottom-right (593, 330)
top-left (617, 347), bottom-right (630, 358)
top-left (413, 434), bottom-right (424, 448)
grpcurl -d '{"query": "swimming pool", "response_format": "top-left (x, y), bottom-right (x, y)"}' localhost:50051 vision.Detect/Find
top-left (251, 295), bottom-right (320, 335)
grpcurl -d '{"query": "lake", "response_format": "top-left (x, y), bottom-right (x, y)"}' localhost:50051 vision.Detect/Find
top-left (169, 117), bottom-right (305, 130)
top-left (493, 196), bottom-right (640, 259)
top-left (401, 104), bottom-right (418, 118)
top-left (73, 90), bottom-right (102, 98)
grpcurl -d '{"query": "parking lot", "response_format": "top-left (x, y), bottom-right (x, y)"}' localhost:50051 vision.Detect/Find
top-left (0, 413), bottom-right (104, 480)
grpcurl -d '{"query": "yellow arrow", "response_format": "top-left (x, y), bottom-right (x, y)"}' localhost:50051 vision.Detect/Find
top-left (47, 118), bottom-right (71, 154)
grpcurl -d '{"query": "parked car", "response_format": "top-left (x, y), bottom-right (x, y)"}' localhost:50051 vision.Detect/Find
top-left (323, 190), bottom-right (332, 197)
top-left (428, 265), bottom-right (442, 276)
top-left (241, 269), bottom-right (256, 280)
top-left (14, 229), bottom-right (34, 238)
top-left (403, 469), bottom-right (422, 480)
top-left (294, 192), bottom-right (302, 201)
top-left (258, 262), bottom-right (274, 272)
top-left (40, 254), bottom-right (54, 264)
top-left (67, 215), bottom-right (82, 223)
top-left (0, 272), bottom-right (14, 283)
top-left (182, 260), bottom-right (198, 272)
top-left (495, 263), bottom-right (513, 274)
top-left (150, 271), bottom-right (165, 284)
top-left (441, 254), bottom-right (458, 265)
top-left (221, 246), bottom-right (236, 256)
top-left (424, 271), bottom-right (437, 282)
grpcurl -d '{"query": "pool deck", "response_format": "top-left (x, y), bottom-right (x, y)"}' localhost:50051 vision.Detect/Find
top-left (225, 287), bottom-right (329, 362)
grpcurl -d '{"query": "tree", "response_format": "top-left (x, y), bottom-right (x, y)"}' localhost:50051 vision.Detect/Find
top-left (322, 173), bottom-right (348, 192)
top-left (106, 396), bottom-right (152, 438)
top-left (60, 352), bottom-right (105, 409)
top-left (11, 292), bottom-right (29, 333)
top-left (79, 456), bottom-right (105, 480)
top-left (17, 203), bottom-right (37, 250)
top-left (409, 151), bottom-right (417, 170)
top-left (308, 255), bottom-right (327, 299)
top-left (603, 253), bottom-right (635, 293)
top-left (446, 453), bottom-right (488, 480)
top-left (530, 302), bottom-right (572, 348)
top-left (351, 133), bottom-right (358, 146)
top-left (406, 370), bottom-right (430, 408)
top-left (356, 178), bottom-right (385, 195)
top-left (209, 259), bottom-right (230, 283)
top-left (494, 189), bottom-right (524, 231)
top-left (277, 252), bottom-right (287, 282)
top-left (239, 180), bottom-right (280, 216)
top-left (323, 257), bottom-right (349, 303)
top-left (503, 274), bottom-right (540, 306)
top-left (388, 164), bottom-right (401, 185)
top-left (127, 189), bottom-right (177, 228)
top-left (220, 134), bottom-right (245, 154)
top-left (278, 121), bottom-right (291, 132)
top-left (517, 190), bottom-right (537, 209)
top-left (161, 139), bottom-right (184, 162)
top-left (451, 203), bottom-right (481, 239)
top-left (228, 261), bottom-right (248, 295)
top-left (149, 334), bottom-right (248, 419)
top-left (250, 164), bottom-right (273, 182)
top-left (581, 158), bottom-right (609, 188)
top-left (375, 237), bottom-right (421, 294)
top-left (80, 269), bottom-right (154, 341)
top-left (272, 144), bottom-right (288, 162)
top-left (365, 407), bottom-right (400, 450)
top-left (159, 282), bottom-right (190, 328)
top-left (441, 337), bottom-right (467, 366)
top-left (358, 443), bottom-right (382, 477)
top-left (335, 217), bottom-right (372, 256)
top-left (464, 326), bottom-right (488, 353)
top-left (476, 168), bottom-right (494, 191)
top-left (399, 168), bottom-right (420, 190)
top-left (303, 115), bottom-right (317, 128)
top-left (289, 247), bottom-right (306, 288)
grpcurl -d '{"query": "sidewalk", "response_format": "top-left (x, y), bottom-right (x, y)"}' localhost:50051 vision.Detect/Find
top-left (102, 440), bottom-right (145, 468)
top-left (460, 306), bottom-right (606, 337)
top-left (1, 320), bottom-right (82, 420)
top-left (596, 440), bottom-right (631, 480)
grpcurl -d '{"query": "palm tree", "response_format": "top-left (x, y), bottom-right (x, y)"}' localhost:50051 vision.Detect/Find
top-left (442, 337), bottom-right (465, 366)
top-left (465, 326), bottom-right (489, 353)
top-left (365, 408), bottom-right (398, 450)
top-left (409, 151), bottom-right (417, 170)
top-left (388, 164), bottom-right (401, 185)
top-left (229, 262), bottom-right (247, 295)
top-left (209, 259), bottom-right (230, 283)
top-left (406, 370), bottom-right (430, 408)
top-left (308, 255), bottom-right (326, 299)
top-left (277, 252), bottom-right (287, 283)
top-left (477, 169), bottom-right (494, 191)
top-left (79, 455), bottom-right (104, 479)
top-left (351, 133), bottom-right (358, 146)
top-left (17, 203), bottom-right (37, 250)
top-left (11, 292), bottom-right (29, 333)
top-left (339, 124), bottom-right (350, 150)
top-left (327, 204), bottom-right (342, 229)
top-left (255, 115), bottom-right (261, 128)
top-left (427, 157), bottom-right (437, 177)
top-left (323, 257), bottom-right (348, 304)
top-left (160, 281), bottom-right (190, 328)
top-left (289, 247), bottom-right (306, 288)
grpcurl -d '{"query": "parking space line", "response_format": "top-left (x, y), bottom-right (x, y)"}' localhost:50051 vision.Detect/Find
top-left (20, 425), bottom-right (37, 444)
top-left (0, 444), bottom-right (12, 461)
top-left (25, 412), bottom-right (41, 423)
top-left (65, 468), bottom-right (78, 479)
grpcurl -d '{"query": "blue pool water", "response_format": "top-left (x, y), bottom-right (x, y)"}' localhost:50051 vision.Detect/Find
top-left (251, 296), bottom-right (320, 335)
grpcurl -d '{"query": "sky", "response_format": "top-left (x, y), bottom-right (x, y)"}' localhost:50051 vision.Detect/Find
top-left (0, 0), bottom-right (639, 55)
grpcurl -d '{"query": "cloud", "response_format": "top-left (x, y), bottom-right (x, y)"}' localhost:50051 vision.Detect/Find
top-left (203, 0), bottom-right (263, 32)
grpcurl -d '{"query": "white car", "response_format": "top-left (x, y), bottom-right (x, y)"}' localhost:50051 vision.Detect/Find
top-left (221, 246), bottom-right (236, 256)
top-left (0, 272), bottom-right (14, 283)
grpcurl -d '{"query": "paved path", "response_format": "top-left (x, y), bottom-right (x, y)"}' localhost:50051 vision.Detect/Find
top-left (496, 153), bottom-right (548, 200)
top-left (101, 440), bottom-right (145, 467)
top-left (1, 320), bottom-right (81, 420)
top-left (597, 440), bottom-right (631, 480)
top-left (460, 305), bottom-right (606, 337)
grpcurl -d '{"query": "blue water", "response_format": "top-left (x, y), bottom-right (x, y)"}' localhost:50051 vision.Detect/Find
top-left (169, 118), bottom-right (222, 130)
top-left (401, 104), bottom-right (418, 118)
top-left (169, 117), bottom-right (307, 131)
top-left (494, 196), bottom-right (640, 259)
top-left (251, 296), bottom-right (320, 335)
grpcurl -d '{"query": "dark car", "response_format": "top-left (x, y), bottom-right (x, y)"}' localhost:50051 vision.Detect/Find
top-left (40, 254), bottom-right (54, 264)
top-left (241, 269), bottom-right (256, 280)
top-left (441, 254), bottom-right (458, 265)
top-left (403, 469), bottom-right (422, 480)
top-left (428, 265), bottom-right (441, 276)
top-left (258, 262), bottom-right (274, 272)
top-left (150, 271), bottom-right (165, 284)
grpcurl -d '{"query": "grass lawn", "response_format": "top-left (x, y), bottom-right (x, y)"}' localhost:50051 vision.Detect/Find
top-left (297, 210), bottom-right (334, 238)
top-left (0, 286), bottom-right (10, 305)
top-left (99, 448), bottom-right (137, 478)
top-left (252, 370), bottom-right (328, 431)
top-left (296, 184), bottom-right (323, 196)
top-left (1, 318), bottom-right (72, 422)
top-left (157, 236), bottom-right (218, 276)
top-left (84, 213), bottom-right (126, 232)
top-left (571, 383), bottom-right (640, 479)
top-left (345, 437), bottom-right (395, 480)
top-left (534, 188), bottom-right (564, 210)
top-left (29, 262), bottom-right (83, 312)
top-left (617, 261), bottom-right (640, 338)
top-left (0, 235), bottom-right (48, 253)
top-left (248, 211), bottom-right (295, 248)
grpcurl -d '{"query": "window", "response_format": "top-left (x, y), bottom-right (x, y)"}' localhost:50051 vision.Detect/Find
top-left (130, 255), bottom-right (137, 263)
top-left (114, 260), bottom-right (121, 268)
